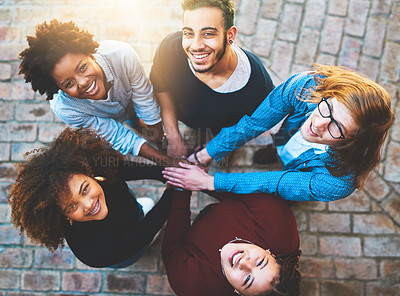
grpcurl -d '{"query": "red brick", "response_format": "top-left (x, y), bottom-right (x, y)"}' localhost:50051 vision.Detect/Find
top-left (0, 143), bottom-right (10, 161)
top-left (328, 0), bottom-right (348, 16)
top-left (0, 248), bottom-right (32, 268)
top-left (62, 272), bottom-right (102, 292)
top-left (105, 273), bottom-right (145, 294)
top-left (310, 213), bottom-right (350, 233)
top-left (321, 280), bottom-right (363, 296)
top-left (380, 260), bottom-right (400, 282)
top-left (384, 141), bottom-right (400, 183)
top-left (261, 0), bottom-right (283, 19)
top-left (381, 41), bottom-right (400, 81)
top-left (34, 248), bottom-right (74, 269)
top-left (335, 258), bottom-right (377, 280)
top-left (320, 16), bottom-right (345, 54)
top-left (0, 269), bottom-right (20, 289)
top-left (388, 3), bottom-right (400, 42)
top-left (364, 18), bottom-right (387, 57)
top-left (252, 19), bottom-right (277, 58)
top-left (353, 214), bottom-right (396, 234)
top-left (366, 282), bottom-right (400, 296)
top-left (22, 270), bottom-right (60, 291)
top-left (319, 236), bottom-right (361, 256)
top-left (0, 123), bottom-right (37, 142)
top-left (300, 278), bottom-right (319, 296)
top-left (364, 236), bottom-right (400, 257)
top-left (236, 0), bottom-right (261, 35)
top-left (0, 62), bottom-right (12, 80)
top-left (299, 234), bottom-right (317, 255)
top-left (338, 36), bottom-right (361, 70)
top-left (295, 28), bottom-right (319, 64)
top-left (38, 123), bottom-right (67, 142)
top-left (127, 248), bottom-right (159, 272)
top-left (328, 190), bottom-right (370, 212)
top-left (358, 55), bottom-right (380, 82)
top-left (146, 274), bottom-right (174, 295)
top-left (278, 3), bottom-right (303, 41)
top-left (16, 103), bottom-right (54, 122)
top-left (345, 0), bottom-right (370, 36)
top-left (303, 0), bottom-right (326, 29)
top-left (271, 40), bottom-right (294, 79)
top-left (300, 257), bottom-right (333, 278)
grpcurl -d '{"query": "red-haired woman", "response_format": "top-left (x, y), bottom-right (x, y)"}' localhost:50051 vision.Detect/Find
top-left (163, 65), bottom-right (394, 202)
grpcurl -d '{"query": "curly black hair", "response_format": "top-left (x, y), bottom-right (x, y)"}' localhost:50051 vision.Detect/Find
top-left (18, 19), bottom-right (99, 100)
top-left (8, 127), bottom-right (124, 251)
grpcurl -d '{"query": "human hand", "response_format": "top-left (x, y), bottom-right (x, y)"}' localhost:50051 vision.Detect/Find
top-left (162, 162), bottom-right (215, 191)
top-left (167, 136), bottom-right (189, 158)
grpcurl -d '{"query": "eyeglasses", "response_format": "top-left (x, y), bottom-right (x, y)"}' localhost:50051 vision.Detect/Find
top-left (317, 97), bottom-right (345, 139)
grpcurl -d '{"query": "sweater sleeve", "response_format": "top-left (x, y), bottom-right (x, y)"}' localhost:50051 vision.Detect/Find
top-left (117, 161), bottom-right (166, 183)
top-left (69, 188), bottom-right (175, 268)
top-left (161, 190), bottom-right (202, 295)
top-left (207, 72), bottom-right (316, 161)
top-left (50, 98), bottom-right (146, 156)
top-left (214, 169), bottom-right (355, 202)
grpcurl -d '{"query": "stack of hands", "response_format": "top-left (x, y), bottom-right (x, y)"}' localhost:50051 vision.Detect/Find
top-left (163, 148), bottom-right (215, 191)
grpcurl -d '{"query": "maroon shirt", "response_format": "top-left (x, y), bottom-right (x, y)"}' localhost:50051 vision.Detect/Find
top-left (162, 191), bottom-right (300, 296)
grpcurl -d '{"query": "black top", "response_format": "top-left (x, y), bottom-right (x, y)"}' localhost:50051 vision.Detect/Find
top-left (150, 31), bottom-right (275, 134)
top-left (65, 161), bottom-right (172, 268)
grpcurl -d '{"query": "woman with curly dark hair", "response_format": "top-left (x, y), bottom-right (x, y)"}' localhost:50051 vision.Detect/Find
top-left (8, 127), bottom-right (176, 268)
top-left (162, 190), bottom-right (301, 296)
top-left (18, 19), bottom-right (172, 166)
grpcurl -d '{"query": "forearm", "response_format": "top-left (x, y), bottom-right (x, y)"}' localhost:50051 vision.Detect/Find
top-left (118, 160), bottom-right (166, 182)
top-left (162, 190), bottom-right (192, 261)
top-left (138, 142), bottom-right (178, 166)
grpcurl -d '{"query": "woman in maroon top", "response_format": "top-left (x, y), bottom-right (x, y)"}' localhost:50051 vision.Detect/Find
top-left (162, 190), bottom-right (301, 296)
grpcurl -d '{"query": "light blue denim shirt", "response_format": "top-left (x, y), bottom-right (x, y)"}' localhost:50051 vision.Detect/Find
top-left (50, 40), bottom-right (161, 156)
top-left (207, 72), bottom-right (356, 202)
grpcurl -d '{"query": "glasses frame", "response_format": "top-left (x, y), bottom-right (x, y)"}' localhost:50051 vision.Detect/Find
top-left (317, 97), bottom-right (345, 140)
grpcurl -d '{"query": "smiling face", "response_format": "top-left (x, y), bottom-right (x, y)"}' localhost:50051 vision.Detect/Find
top-left (300, 97), bottom-right (358, 146)
top-left (51, 52), bottom-right (108, 100)
top-left (220, 242), bottom-right (280, 295)
top-left (58, 174), bottom-right (108, 222)
top-left (182, 7), bottom-right (233, 73)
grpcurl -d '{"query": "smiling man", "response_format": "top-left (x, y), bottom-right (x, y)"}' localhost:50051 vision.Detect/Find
top-left (19, 19), bottom-right (176, 166)
top-left (150, 0), bottom-right (274, 158)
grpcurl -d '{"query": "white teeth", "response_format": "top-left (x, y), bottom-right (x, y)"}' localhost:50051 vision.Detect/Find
top-left (311, 125), bottom-right (318, 135)
top-left (232, 252), bottom-right (243, 266)
top-left (193, 53), bottom-right (208, 59)
top-left (86, 80), bottom-right (96, 93)
top-left (89, 200), bottom-right (99, 215)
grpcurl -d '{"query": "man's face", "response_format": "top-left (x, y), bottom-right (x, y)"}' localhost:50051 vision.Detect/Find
top-left (182, 7), bottom-right (228, 73)
top-left (52, 52), bottom-right (108, 100)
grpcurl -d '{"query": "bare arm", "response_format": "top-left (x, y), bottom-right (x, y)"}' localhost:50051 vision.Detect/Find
top-left (156, 91), bottom-right (188, 158)
top-left (138, 142), bottom-right (180, 167)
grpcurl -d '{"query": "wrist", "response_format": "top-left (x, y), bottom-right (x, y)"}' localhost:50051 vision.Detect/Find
top-left (206, 175), bottom-right (215, 191)
top-left (197, 148), bottom-right (212, 164)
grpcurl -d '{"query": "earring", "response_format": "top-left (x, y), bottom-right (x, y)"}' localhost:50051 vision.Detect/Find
top-left (228, 39), bottom-right (233, 44)
top-left (66, 217), bottom-right (73, 226)
top-left (94, 176), bottom-right (105, 182)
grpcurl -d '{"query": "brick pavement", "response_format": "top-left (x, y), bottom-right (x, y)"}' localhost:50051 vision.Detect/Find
top-left (0, 0), bottom-right (399, 295)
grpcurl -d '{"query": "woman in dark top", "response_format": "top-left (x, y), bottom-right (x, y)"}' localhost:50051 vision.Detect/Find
top-left (163, 190), bottom-right (301, 296)
top-left (9, 127), bottom-right (173, 268)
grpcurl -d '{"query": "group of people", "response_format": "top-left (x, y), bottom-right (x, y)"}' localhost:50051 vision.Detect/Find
top-left (8, 0), bottom-right (394, 295)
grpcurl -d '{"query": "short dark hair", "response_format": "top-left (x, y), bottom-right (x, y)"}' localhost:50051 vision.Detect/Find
top-left (181, 0), bottom-right (235, 30)
top-left (18, 19), bottom-right (99, 100)
top-left (8, 127), bottom-right (124, 251)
